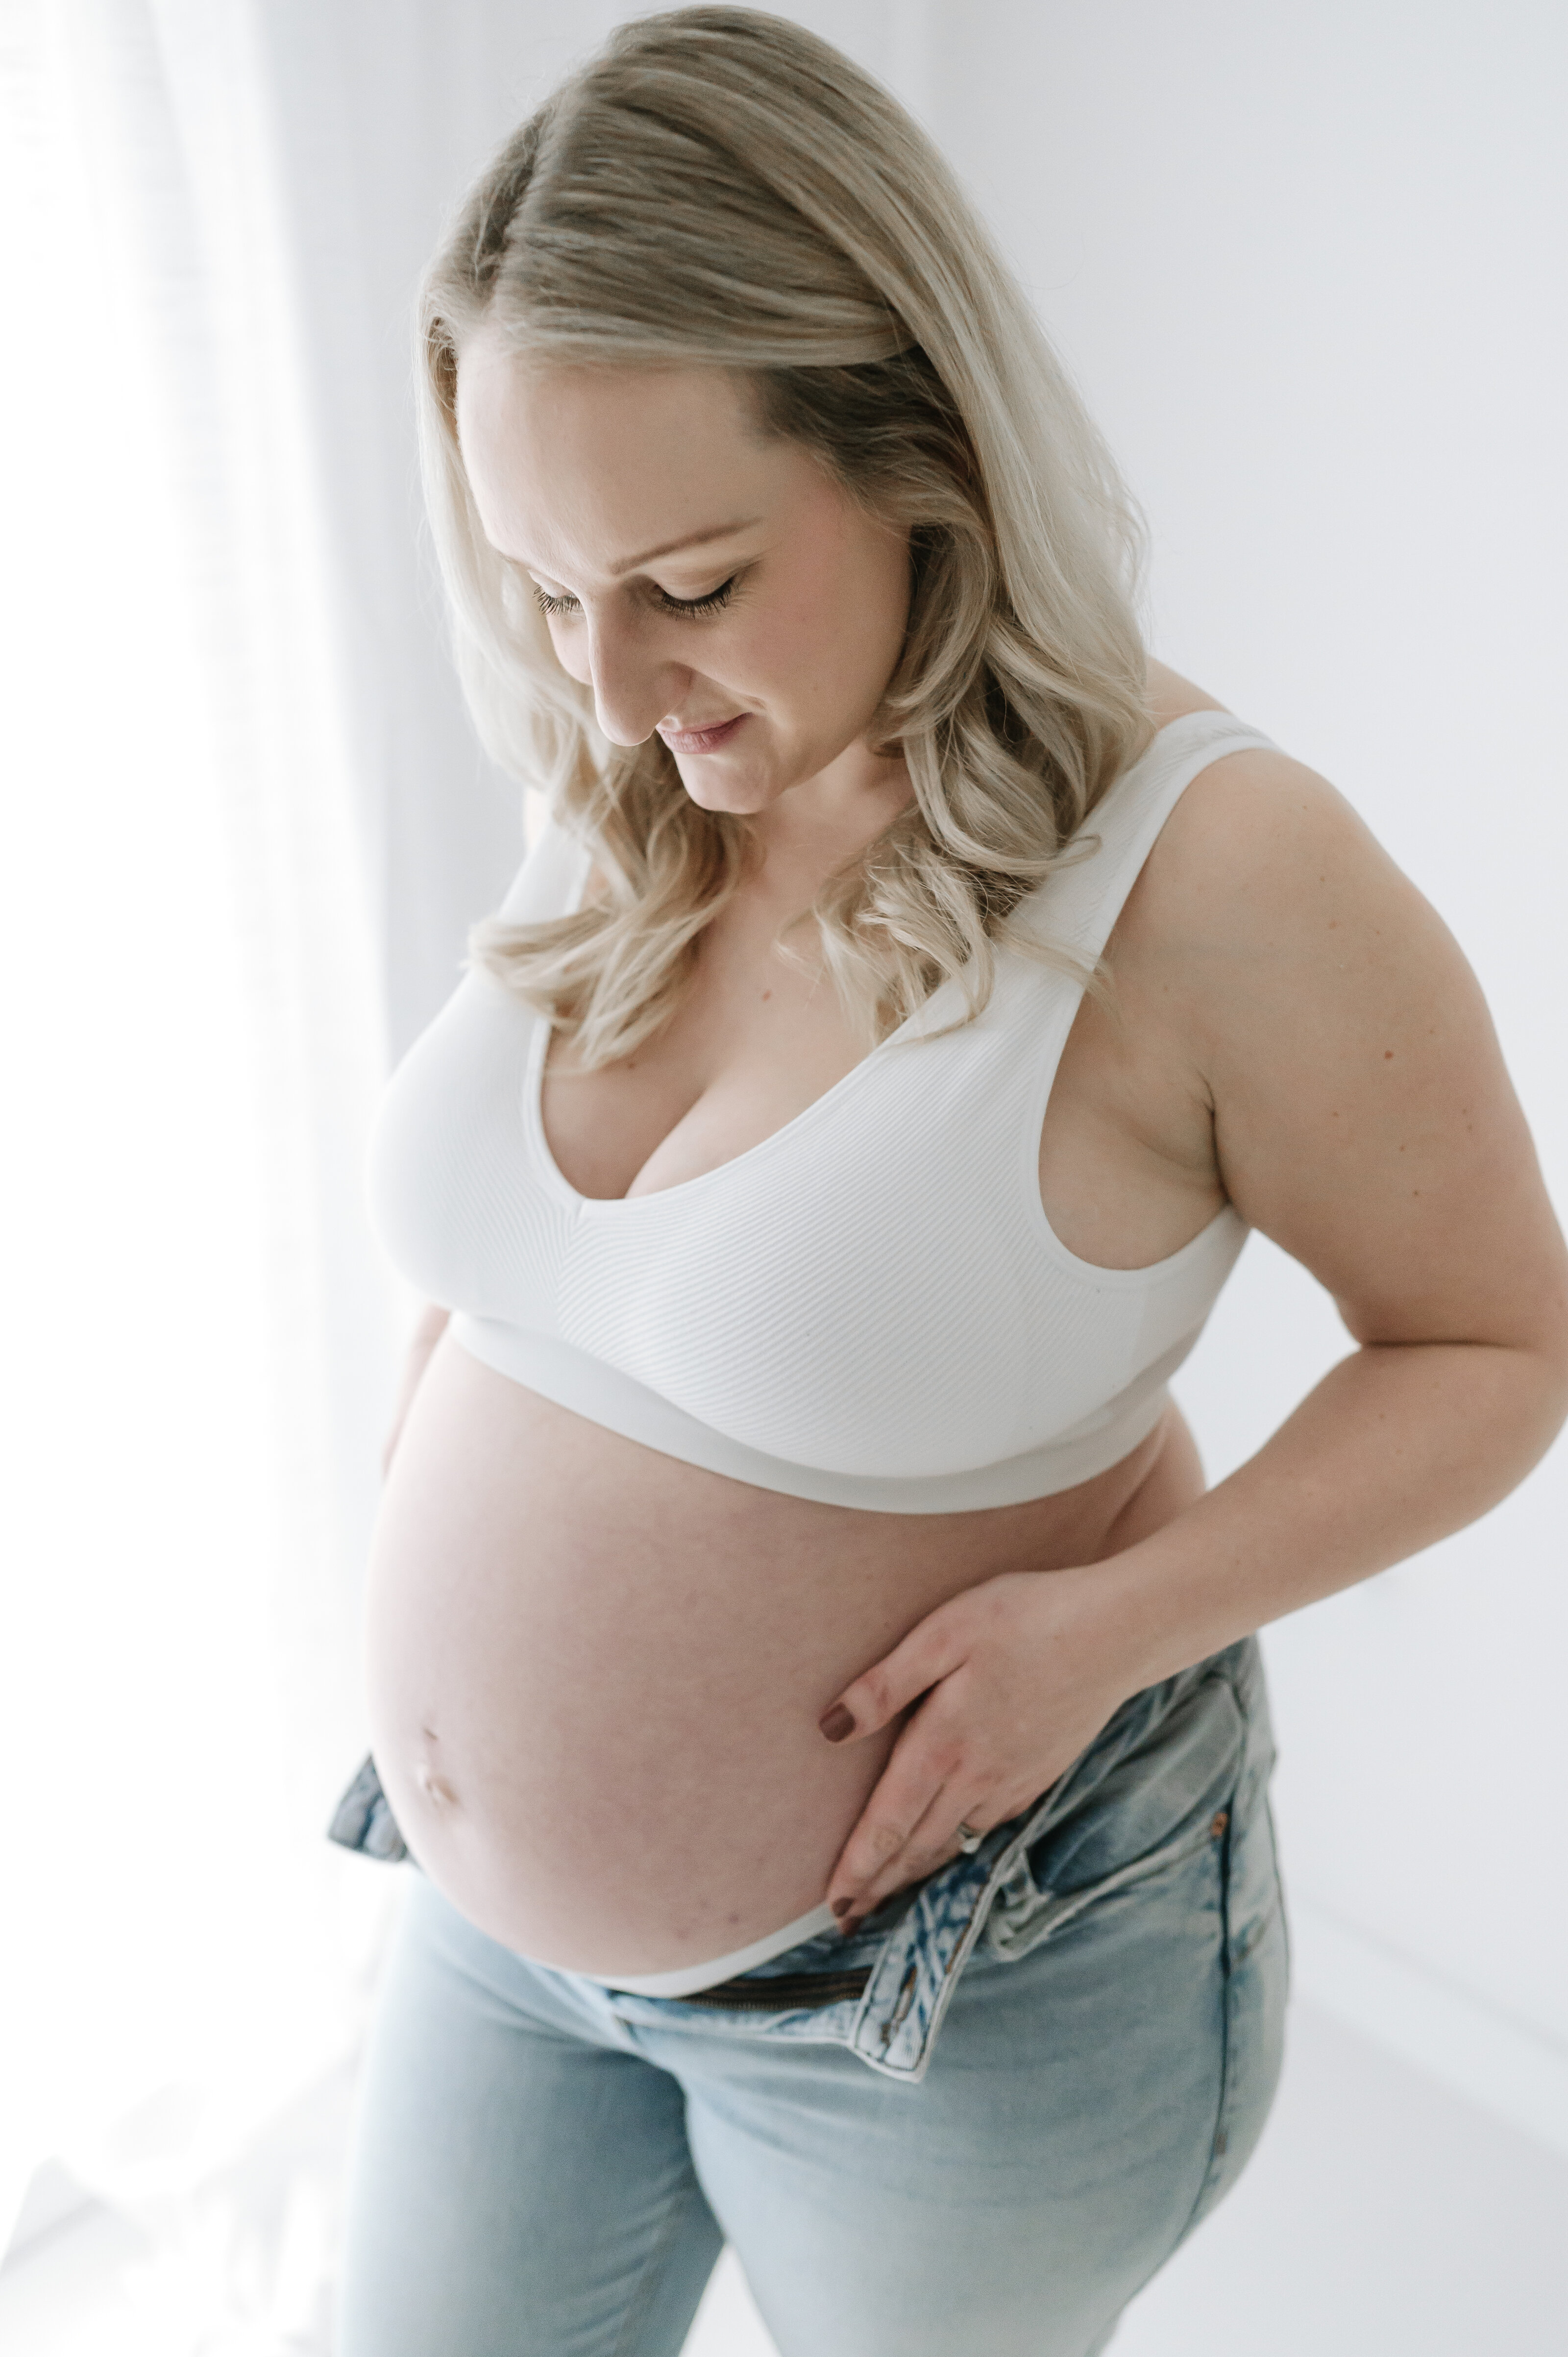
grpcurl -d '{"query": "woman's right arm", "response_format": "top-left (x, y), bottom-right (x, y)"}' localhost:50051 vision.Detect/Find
top-left (382, 1301), bottom-right (452, 1479)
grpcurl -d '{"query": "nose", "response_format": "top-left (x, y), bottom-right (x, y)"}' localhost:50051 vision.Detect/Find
top-left (583, 608), bottom-right (689, 748)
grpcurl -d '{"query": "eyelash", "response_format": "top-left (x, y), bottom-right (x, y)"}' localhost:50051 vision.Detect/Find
top-left (531, 575), bottom-right (740, 620)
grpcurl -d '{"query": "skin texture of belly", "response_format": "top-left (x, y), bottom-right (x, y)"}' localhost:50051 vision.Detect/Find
top-left (364, 1332), bottom-right (1205, 1979)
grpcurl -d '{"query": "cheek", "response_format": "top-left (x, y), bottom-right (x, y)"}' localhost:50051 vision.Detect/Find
top-left (722, 603), bottom-right (813, 703)
top-left (548, 624), bottom-right (591, 685)
top-left (760, 556), bottom-right (906, 725)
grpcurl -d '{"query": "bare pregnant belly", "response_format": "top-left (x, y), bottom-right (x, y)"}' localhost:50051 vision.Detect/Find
top-left (363, 1330), bottom-right (1201, 1980)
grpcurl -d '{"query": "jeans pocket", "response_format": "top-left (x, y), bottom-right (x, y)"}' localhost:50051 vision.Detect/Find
top-left (982, 1665), bottom-right (1250, 1966)
top-left (984, 1804), bottom-right (1231, 1964)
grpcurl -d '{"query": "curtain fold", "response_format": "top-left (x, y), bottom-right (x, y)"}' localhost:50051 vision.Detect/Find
top-left (0, 0), bottom-right (406, 2294)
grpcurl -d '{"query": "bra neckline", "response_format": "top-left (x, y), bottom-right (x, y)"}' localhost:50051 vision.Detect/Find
top-left (524, 935), bottom-right (1244, 1281)
top-left (525, 708), bottom-right (1252, 1235)
top-left (526, 948), bottom-right (939, 1217)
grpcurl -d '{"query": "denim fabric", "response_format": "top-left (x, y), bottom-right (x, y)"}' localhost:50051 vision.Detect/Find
top-left (332, 1637), bottom-right (1287, 2356)
top-left (328, 1751), bottom-right (410, 1863)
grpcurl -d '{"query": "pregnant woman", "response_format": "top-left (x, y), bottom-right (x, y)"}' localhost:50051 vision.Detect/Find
top-left (330, 13), bottom-right (1568, 2355)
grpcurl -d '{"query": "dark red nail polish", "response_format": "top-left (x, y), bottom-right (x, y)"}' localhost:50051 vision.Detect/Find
top-left (831, 1894), bottom-right (854, 1918)
top-left (819, 1704), bottom-right (855, 1742)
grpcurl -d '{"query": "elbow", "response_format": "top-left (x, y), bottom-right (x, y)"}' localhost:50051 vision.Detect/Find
top-left (1540, 1345), bottom-right (1568, 1451)
top-left (1516, 1309), bottom-right (1568, 1466)
top-left (1511, 1232), bottom-right (1568, 1448)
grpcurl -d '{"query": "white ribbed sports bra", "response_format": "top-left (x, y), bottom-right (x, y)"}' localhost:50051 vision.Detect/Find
top-left (369, 710), bottom-right (1274, 1513)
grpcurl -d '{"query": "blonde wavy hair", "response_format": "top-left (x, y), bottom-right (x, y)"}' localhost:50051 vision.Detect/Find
top-left (418, 5), bottom-right (1152, 1063)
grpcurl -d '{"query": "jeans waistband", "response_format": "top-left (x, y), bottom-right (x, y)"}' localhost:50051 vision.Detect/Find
top-left (606, 1635), bottom-right (1273, 2082)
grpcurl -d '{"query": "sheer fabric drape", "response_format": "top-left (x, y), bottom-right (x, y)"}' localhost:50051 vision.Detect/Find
top-left (0, 0), bottom-right (404, 2297)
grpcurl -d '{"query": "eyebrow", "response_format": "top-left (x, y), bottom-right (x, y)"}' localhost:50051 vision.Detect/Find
top-left (609, 519), bottom-right (762, 576)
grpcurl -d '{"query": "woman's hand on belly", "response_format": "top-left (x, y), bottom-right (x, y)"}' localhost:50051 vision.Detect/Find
top-left (816, 1562), bottom-right (1149, 1931)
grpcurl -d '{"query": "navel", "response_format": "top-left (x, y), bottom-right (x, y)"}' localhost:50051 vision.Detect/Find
top-left (416, 1761), bottom-right (459, 1807)
top-left (416, 1720), bottom-right (458, 1808)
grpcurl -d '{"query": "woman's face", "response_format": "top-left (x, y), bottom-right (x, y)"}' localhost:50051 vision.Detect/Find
top-left (454, 340), bottom-right (913, 822)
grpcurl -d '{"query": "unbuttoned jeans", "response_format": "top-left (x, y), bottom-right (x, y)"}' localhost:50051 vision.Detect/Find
top-left (332, 1636), bottom-right (1288, 2357)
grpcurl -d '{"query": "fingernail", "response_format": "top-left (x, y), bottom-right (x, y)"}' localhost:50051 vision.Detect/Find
top-left (837, 1916), bottom-right (863, 1940)
top-left (819, 1704), bottom-right (855, 1742)
top-left (831, 1894), bottom-right (855, 1918)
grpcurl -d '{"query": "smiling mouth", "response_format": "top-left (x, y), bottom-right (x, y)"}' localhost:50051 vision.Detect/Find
top-left (657, 713), bottom-right (748, 755)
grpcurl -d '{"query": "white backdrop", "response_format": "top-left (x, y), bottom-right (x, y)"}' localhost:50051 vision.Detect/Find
top-left (923, 0), bottom-right (1568, 2140)
top-left (256, 0), bottom-right (1568, 2147)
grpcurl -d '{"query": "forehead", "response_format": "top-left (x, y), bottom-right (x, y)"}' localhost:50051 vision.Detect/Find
top-left (453, 340), bottom-right (782, 579)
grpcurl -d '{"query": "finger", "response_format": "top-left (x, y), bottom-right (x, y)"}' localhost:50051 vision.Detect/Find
top-left (819, 1598), bottom-right (973, 1745)
top-left (825, 1694), bottom-right (969, 1914)
top-left (850, 1798), bottom-right (991, 1921)
top-left (827, 1771), bottom-right (955, 1919)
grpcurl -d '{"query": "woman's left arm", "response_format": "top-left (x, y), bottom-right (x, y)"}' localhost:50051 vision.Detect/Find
top-left (822, 752), bottom-right (1568, 1927)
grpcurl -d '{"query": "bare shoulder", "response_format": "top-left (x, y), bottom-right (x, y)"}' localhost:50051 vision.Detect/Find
top-left (1135, 653), bottom-right (1330, 892)
top-left (1114, 687), bottom-right (1568, 1357)
top-left (1124, 664), bottom-right (1388, 975)
top-left (1122, 693), bottom-right (1470, 1129)
top-left (1142, 742), bottom-right (1380, 948)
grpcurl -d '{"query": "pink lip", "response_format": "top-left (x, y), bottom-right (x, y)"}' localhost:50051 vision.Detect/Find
top-left (657, 712), bottom-right (748, 755)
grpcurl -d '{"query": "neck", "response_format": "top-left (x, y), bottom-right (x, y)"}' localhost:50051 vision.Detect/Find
top-left (746, 740), bottom-right (914, 885)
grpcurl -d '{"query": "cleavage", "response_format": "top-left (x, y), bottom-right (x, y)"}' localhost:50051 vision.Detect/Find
top-left (539, 919), bottom-right (876, 1203)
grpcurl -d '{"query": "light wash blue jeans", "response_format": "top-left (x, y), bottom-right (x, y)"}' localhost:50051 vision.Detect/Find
top-left (333, 1637), bottom-right (1288, 2357)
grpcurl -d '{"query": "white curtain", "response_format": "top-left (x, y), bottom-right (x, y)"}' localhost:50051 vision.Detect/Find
top-left (0, 0), bottom-right (414, 2330)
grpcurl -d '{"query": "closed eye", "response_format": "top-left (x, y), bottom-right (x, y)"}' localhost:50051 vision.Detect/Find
top-left (530, 574), bottom-right (741, 621)
top-left (653, 575), bottom-right (740, 617)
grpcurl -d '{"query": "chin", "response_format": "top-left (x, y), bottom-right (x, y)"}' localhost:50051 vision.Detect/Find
top-left (676, 762), bottom-right (782, 816)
